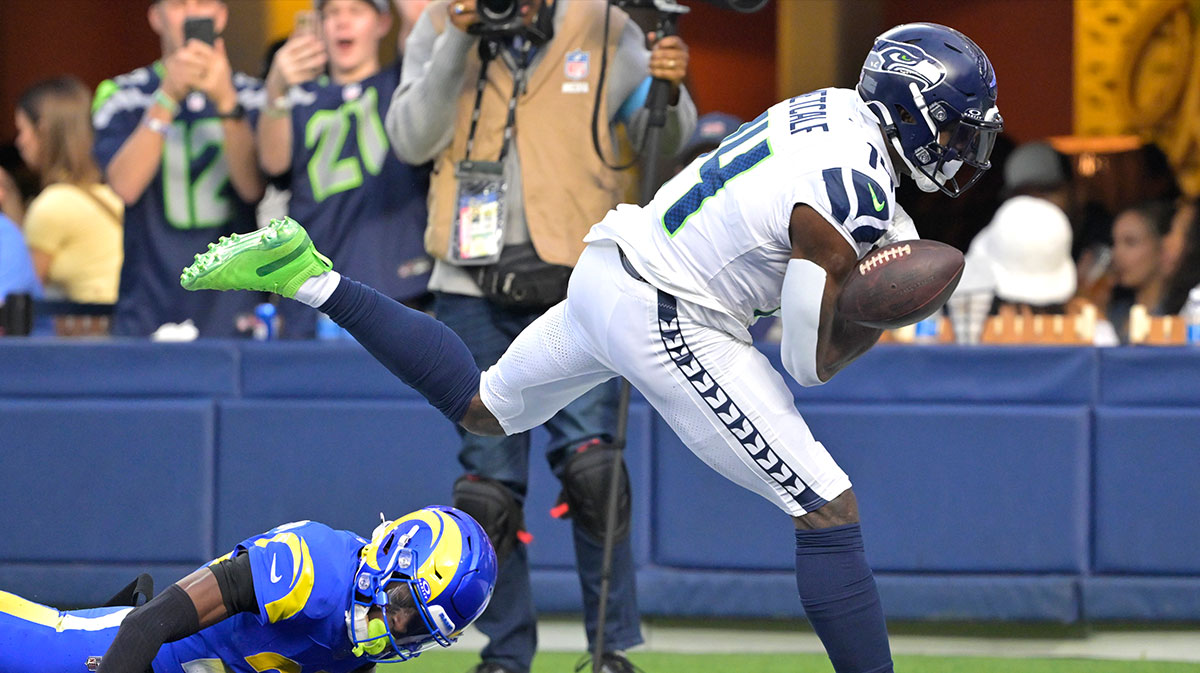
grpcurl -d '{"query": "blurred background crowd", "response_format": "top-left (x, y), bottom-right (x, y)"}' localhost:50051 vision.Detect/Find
top-left (0, 0), bottom-right (1197, 348)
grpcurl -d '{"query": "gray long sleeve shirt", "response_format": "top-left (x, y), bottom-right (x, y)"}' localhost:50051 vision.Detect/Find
top-left (386, 0), bottom-right (697, 296)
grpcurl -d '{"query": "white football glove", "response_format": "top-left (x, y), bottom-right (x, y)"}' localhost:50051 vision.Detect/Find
top-left (878, 203), bottom-right (919, 246)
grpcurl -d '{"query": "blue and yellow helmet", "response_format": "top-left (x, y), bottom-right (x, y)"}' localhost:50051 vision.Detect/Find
top-left (349, 506), bottom-right (497, 662)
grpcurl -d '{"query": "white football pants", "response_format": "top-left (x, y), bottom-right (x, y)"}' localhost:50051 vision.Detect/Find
top-left (479, 241), bottom-right (851, 515)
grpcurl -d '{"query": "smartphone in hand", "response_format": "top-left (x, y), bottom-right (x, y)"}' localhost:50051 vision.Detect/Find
top-left (183, 16), bottom-right (216, 46)
top-left (294, 10), bottom-right (320, 40)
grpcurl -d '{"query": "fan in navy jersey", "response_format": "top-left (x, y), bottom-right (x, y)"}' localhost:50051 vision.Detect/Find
top-left (259, 0), bottom-right (432, 338)
top-left (92, 0), bottom-right (265, 337)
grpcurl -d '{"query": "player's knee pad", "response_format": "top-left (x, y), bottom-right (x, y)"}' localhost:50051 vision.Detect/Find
top-left (555, 440), bottom-right (631, 543)
top-left (452, 474), bottom-right (526, 563)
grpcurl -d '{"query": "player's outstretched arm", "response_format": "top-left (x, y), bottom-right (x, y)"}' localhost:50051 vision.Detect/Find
top-left (97, 555), bottom-right (253, 672)
top-left (96, 568), bottom-right (220, 672)
top-left (780, 205), bottom-right (882, 386)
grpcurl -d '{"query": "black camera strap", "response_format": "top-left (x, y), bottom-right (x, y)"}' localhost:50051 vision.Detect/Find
top-left (463, 38), bottom-right (534, 163)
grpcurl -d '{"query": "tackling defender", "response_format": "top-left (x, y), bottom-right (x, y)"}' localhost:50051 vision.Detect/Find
top-left (0, 507), bottom-right (496, 673)
top-left (181, 23), bottom-right (1002, 673)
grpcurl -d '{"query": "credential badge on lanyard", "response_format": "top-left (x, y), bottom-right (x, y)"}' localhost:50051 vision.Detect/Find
top-left (449, 39), bottom-right (533, 265)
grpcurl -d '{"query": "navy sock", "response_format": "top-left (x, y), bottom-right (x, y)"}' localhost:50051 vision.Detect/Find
top-left (319, 277), bottom-right (481, 423)
top-left (794, 523), bottom-right (893, 673)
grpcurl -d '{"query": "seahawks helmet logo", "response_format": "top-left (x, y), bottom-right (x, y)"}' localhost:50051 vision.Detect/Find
top-left (863, 40), bottom-right (946, 91)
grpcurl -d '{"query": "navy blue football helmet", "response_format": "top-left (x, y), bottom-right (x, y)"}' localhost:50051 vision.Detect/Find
top-left (857, 22), bottom-right (1003, 197)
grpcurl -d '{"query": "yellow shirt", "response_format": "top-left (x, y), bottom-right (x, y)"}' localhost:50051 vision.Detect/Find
top-left (23, 183), bottom-right (123, 304)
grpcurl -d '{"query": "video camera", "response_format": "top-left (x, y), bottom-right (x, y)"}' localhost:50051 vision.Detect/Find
top-left (614, 0), bottom-right (769, 13)
top-left (470, 0), bottom-right (767, 42)
top-left (471, 0), bottom-right (552, 42)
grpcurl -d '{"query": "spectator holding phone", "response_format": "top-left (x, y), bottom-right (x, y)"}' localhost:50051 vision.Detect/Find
top-left (92, 0), bottom-right (264, 337)
top-left (257, 0), bottom-right (433, 337)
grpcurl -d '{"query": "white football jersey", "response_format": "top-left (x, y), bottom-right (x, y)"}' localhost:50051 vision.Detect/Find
top-left (585, 88), bottom-right (899, 334)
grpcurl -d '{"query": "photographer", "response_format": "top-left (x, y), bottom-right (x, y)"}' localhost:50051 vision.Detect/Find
top-left (92, 0), bottom-right (263, 337)
top-left (258, 0), bottom-right (433, 338)
top-left (386, 1), bottom-right (695, 672)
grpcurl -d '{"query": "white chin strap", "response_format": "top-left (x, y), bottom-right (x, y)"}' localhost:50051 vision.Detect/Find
top-left (866, 97), bottom-right (943, 194)
top-left (348, 604), bottom-right (373, 642)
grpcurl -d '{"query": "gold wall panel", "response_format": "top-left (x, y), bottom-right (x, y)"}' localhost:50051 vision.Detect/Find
top-left (1075, 0), bottom-right (1200, 195)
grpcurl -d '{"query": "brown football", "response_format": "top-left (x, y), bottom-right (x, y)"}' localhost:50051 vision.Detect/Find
top-left (837, 239), bottom-right (965, 329)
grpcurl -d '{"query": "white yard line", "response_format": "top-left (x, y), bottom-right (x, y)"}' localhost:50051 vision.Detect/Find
top-left (453, 621), bottom-right (1200, 663)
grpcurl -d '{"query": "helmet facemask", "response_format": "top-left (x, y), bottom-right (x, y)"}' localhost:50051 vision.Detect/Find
top-left (858, 24), bottom-right (1003, 199)
top-left (348, 508), bottom-right (496, 663)
top-left (350, 534), bottom-right (460, 662)
top-left (886, 84), bottom-right (1001, 198)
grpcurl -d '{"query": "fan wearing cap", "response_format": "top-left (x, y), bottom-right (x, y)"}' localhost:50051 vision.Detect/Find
top-left (671, 111), bottom-right (743, 176)
top-left (258, 0), bottom-right (434, 337)
top-left (966, 195), bottom-right (1077, 313)
top-left (0, 509), bottom-right (496, 672)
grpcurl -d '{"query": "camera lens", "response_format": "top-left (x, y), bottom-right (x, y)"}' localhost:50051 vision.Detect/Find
top-left (478, 0), bottom-right (519, 22)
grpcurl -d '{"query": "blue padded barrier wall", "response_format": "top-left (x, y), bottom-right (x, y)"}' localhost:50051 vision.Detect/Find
top-left (1100, 348), bottom-right (1200, 406)
top-left (215, 399), bottom-right (466, 548)
top-left (1092, 408), bottom-right (1200, 574)
top-left (0, 400), bottom-right (216, 563)
top-left (652, 404), bottom-right (1090, 573)
top-left (1, 341), bottom-right (1199, 621)
top-left (0, 342), bottom-right (238, 398)
top-left (632, 570), bottom-right (1081, 622)
top-left (774, 345), bottom-right (1098, 404)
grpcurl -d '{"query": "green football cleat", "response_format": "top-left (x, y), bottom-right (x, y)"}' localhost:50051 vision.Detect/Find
top-left (180, 217), bottom-right (332, 298)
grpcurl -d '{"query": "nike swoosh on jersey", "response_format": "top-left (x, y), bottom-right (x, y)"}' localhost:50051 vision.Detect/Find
top-left (270, 554), bottom-right (283, 583)
top-left (868, 183), bottom-right (886, 211)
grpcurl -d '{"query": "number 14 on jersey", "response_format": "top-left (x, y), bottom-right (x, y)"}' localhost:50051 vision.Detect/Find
top-left (662, 114), bottom-right (773, 236)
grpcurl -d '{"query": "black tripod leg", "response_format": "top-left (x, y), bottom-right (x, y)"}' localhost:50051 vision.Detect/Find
top-left (591, 377), bottom-right (632, 673)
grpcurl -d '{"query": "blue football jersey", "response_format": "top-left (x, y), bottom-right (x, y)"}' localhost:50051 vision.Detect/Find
top-left (152, 521), bottom-right (370, 673)
top-left (279, 63), bottom-right (431, 337)
top-left (92, 62), bottom-right (264, 337)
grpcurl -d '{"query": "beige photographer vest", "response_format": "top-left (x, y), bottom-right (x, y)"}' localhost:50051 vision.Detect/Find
top-left (425, 0), bottom-right (632, 267)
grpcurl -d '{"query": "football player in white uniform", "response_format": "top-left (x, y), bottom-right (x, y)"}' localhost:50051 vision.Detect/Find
top-left (182, 23), bottom-right (1002, 673)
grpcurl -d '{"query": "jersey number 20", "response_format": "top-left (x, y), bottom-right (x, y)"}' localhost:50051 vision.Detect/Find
top-left (305, 87), bottom-right (389, 203)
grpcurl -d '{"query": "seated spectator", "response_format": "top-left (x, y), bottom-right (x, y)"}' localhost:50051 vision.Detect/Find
top-left (968, 195), bottom-right (1077, 314)
top-left (15, 76), bottom-right (122, 304)
top-left (1162, 197), bottom-right (1199, 315)
top-left (958, 196), bottom-right (1122, 345)
top-left (1107, 199), bottom-right (1175, 341)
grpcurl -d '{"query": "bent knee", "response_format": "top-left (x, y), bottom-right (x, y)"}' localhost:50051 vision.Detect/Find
top-left (793, 488), bottom-right (860, 530)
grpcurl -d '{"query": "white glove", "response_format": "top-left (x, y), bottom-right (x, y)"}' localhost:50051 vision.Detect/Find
top-left (878, 203), bottom-right (919, 246)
